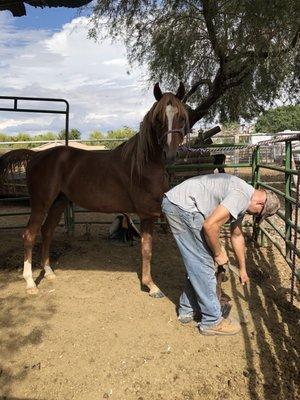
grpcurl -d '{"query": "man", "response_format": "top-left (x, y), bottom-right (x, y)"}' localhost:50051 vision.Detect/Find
top-left (162, 173), bottom-right (280, 336)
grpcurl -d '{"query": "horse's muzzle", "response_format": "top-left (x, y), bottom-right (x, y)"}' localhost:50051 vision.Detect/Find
top-left (162, 150), bottom-right (177, 166)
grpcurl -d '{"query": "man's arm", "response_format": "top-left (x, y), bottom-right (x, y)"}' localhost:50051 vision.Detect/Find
top-left (203, 205), bottom-right (230, 265)
top-left (230, 220), bottom-right (249, 285)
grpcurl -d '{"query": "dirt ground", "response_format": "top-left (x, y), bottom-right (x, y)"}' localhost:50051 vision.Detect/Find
top-left (0, 205), bottom-right (299, 400)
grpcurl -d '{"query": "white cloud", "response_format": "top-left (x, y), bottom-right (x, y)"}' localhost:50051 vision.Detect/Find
top-left (0, 117), bottom-right (51, 130)
top-left (103, 58), bottom-right (127, 66)
top-left (85, 113), bottom-right (118, 122)
top-left (0, 15), bottom-right (154, 137)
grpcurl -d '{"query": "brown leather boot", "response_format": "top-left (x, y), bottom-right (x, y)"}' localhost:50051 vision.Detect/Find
top-left (199, 317), bottom-right (241, 336)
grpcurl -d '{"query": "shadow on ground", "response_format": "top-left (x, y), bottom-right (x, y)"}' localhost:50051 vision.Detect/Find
top-left (0, 288), bottom-right (56, 398)
top-left (224, 235), bottom-right (300, 400)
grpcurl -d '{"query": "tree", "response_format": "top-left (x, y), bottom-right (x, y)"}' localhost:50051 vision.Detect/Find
top-left (107, 127), bottom-right (136, 140)
top-left (89, 1), bottom-right (299, 126)
top-left (89, 130), bottom-right (104, 140)
top-left (13, 133), bottom-right (31, 142)
top-left (0, 133), bottom-right (12, 142)
top-left (255, 104), bottom-right (300, 133)
top-left (58, 128), bottom-right (81, 140)
top-left (105, 127), bottom-right (136, 149)
top-left (34, 132), bottom-right (58, 141)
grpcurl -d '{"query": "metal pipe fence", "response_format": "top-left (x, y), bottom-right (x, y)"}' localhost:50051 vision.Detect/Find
top-left (251, 138), bottom-right (300, 300)
top-left (0, 95), bottom-right (70, 228)
top-left (167, 133), bottom-right (300, 302)
top-left (0, 133), bottom-right (299, 299)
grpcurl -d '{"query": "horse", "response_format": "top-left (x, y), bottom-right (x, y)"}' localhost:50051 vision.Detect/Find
top-left (0, 82), bottom-right (190, 297)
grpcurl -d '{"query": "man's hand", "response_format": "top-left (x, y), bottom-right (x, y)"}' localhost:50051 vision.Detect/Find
top-left (214, 248), bottom-right (229, 266)
top-left (239, 268), bottom-right (249, 285)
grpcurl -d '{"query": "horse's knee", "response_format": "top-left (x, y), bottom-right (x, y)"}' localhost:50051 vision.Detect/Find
top-left (22, 229), bottom-right (35, 246)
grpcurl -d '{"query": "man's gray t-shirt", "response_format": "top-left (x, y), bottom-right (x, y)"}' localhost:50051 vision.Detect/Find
top-left (165, 173), bottom-right (254, 221)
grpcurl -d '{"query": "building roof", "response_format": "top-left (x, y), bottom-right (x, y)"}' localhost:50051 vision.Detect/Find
top-left (33, 141), bottom-right (107, 151)
top-left (0, 0), bottom-right (93, 17)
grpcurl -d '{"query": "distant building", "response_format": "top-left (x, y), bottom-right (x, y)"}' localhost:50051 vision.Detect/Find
top-left (33, 141), bottom-right (107, 151)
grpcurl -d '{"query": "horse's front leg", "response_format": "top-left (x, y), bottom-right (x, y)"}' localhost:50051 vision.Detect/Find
top-left (140, 218), bottom-right (164, 298)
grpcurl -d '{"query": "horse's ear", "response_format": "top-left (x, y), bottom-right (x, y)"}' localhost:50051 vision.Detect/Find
top-left (176, 82), bottom-right (185, 100)
top-left (154, 82), bottom-right (163, 101)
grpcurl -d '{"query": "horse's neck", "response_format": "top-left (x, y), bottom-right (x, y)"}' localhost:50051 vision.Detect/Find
top-left (117, 131), bottom-right (164, 178)
top-left (138, 134), bottom-right (164, 166)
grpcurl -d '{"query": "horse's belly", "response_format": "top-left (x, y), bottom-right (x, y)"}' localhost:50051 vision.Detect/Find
top-left (64, 185), bottom-right (135, 213)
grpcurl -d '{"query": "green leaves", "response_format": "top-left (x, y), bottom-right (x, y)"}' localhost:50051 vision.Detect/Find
top-left (104, 126), bottom-right (136, 149)
top-left (58, 128), bottom-right (82, 140)
top-left (89, 0), bottom-right (300, 124)
top-left (255, 105), bottom-right (300, 133)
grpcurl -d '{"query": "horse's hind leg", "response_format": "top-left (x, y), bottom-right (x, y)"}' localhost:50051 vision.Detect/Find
top-left (140, 218), bottom-right (164, 298)
top-left (41, 194), bottom-right (69, 280)
top-left (22, 207), bottom-right (46, 294)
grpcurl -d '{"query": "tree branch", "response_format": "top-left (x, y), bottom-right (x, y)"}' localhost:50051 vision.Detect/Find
top-left (222, 66), bottom-right (253, 90)
top-left (187, 61), bottom-right (253, 126)
top-left (188, 69), bottom-right (225, 126)
top-left (202, 0), bottom-right (226, 61)
top-left (183, 79), bottom-right (212, 102)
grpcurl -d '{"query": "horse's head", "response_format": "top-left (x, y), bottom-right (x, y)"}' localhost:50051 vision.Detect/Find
top-left (152, 82), bottom-right (189, 165)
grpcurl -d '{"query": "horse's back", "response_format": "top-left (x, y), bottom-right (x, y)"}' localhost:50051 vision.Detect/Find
top-left (28, 146), bottom-right (112, 172)
top-left (26, 145), bottom-right (135, 212)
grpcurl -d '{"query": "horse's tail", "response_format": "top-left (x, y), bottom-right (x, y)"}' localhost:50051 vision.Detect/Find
top-left (0, 149), bottom-right (36, 185)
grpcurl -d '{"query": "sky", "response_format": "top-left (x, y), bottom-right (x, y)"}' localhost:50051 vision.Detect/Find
top-left (0, 5), bottom-right (154, 138)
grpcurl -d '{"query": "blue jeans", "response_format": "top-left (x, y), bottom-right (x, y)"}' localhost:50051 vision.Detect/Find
top-left (162, 196), bottom-right (222, 328)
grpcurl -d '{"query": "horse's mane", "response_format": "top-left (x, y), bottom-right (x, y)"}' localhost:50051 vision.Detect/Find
top-left (121, 93), bottom-right (189, 178)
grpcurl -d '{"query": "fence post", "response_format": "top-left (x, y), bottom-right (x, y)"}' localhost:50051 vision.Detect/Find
top-left (252, 146), bottom-right (259, 241)
top-left (234, 133), bottom-right (238, 175)
top-left (285, 140), bottom-right (292, 259)
top-left (252, 146), bottom-right (260, 188)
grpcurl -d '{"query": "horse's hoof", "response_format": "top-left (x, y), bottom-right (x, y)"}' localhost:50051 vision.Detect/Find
top-left (45, 273), bottom-right (56, 281)
top-left (26, 287), bottom-right (39, 295)
top-left (149, 290), bottom-right (165, 299)
top-left (220, 292), bottom-right (231, 303)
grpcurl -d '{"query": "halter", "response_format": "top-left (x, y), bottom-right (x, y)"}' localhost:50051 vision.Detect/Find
top-left (158, 125), bottom-right (186, 145)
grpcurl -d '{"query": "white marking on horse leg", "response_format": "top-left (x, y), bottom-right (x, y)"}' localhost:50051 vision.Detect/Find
top-left (165, 104), bottom-right (177, 146)
top-left (23, 260), bottom-right (36, 289)
top-left (44, 264), bottom-right (56, 280)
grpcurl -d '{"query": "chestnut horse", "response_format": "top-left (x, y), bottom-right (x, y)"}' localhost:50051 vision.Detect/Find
top-left (0, 83), bottom-right (189, 297)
